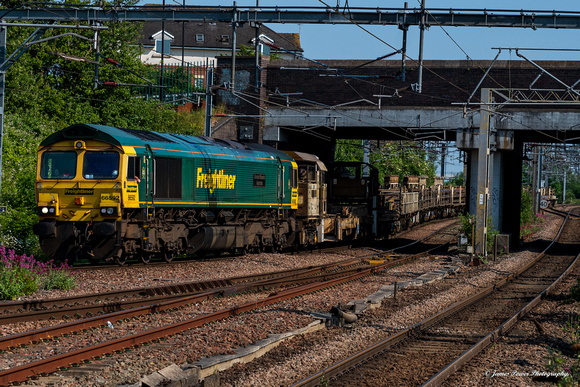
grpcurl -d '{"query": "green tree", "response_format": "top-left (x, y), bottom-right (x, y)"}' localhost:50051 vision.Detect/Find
top-left (334, 139), bottom-right (364, 162)
top-left (447, 172), bottom-right (464, 186)
top-left (334, 139), bottom-right (436, 185)
top-left (0, 1), bottom-right (207, 254)
top-left (369, 141), bottom-right (436, 184)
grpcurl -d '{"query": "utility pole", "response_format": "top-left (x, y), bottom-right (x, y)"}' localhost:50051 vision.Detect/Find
top-left (399, 2), bottom-right (408, 82)
top-left (181, 0), bottom-right (185, 65)
top-left (475, 88), bottom-right (492, 256)
top-left (254, 0), bottom-right (261, 91)
top-left (93, 22), bottom-right (100, 89)
top-left (230, 1), bottom-right (237, 92)
top-left (417, 0), bottom-right (425, 93)
top-left (563, 170), bottom-right (567, 203)
top-left (204, 66), bottom-right (214, 137)
top-left (440, 142), bottom-right (446, 177)
top-left (160, 0), bottom-right (165, 102)
top-left (537, 147), bottom-right (543, 212)
top-left (531, 145), bottom-right (539, 213)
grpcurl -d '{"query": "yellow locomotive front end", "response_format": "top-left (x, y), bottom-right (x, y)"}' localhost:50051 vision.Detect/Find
top-left (33, 137), bottom-right (130, 263)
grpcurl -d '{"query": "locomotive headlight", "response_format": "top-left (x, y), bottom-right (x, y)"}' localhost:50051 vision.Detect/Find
top-left (38, 206), bottom-right (57, 216)
top-left (100, 207), bottom-right (117, 216)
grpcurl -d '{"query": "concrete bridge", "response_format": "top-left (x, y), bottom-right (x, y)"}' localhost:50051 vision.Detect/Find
top-left (213, 57), bottom-right (580, 253)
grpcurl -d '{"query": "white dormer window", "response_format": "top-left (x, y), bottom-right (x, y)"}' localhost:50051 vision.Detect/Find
top-left (151, 30), bottom-right (175, 55)
top-left (251, 34), bottom-right (274, 55)
top-left (155, 40), bottom-right (171, 55)
top-left (220, 35), bottom-right (230, 43)
top-left (196, 34), bottom-right (204, 42)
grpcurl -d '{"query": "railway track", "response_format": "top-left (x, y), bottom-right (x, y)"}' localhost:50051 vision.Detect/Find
top-left (0, 220), bottom-right (458, 386)
top-left (292, 212), bottom-right (578, 387)
top-left (0, 219), bottom-right (457, 322)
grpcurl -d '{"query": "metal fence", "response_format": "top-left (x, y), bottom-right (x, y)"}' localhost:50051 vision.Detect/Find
top-left (134, 60), bottom-right (214, 104)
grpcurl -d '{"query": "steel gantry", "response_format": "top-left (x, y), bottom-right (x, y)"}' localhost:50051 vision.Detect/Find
top-left (2, 6), bottom-right (580, 29)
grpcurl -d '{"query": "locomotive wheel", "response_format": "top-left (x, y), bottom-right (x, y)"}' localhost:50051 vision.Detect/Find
top-left (163, 251), bottom-right (174, 263)
top-left (112, 248), bottom-right (126, 266)
top-left (115, 254), bottom-right (127, 266)
top-left (139, 251), bottom-right (151, 264)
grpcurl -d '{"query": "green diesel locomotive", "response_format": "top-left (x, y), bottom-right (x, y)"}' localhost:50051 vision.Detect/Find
top-left (33, 124), bottom-right (371, 264)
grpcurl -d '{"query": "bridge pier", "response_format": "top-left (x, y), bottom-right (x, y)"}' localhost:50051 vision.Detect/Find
top-left (459, 127), bottom-right (521, 254)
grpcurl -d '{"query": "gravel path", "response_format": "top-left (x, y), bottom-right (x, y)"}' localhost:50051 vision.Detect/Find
top-left (2, 214), bottom-right (575, 387)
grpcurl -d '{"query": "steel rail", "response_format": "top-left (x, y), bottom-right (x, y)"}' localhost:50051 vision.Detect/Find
top-left (0, 257), bottom-right (368, 325)
top-left (291, 212), bottom-right (570, 387)
top-left (0, 237), bottom-right (452, 351)
top-left (0, 256), bottom-right (366, 315)
top-left (0, 220), bottom-right (457, 385)
top-left (0, 220), bottom-right (456, 354)
top-left (0, 264), bottom-right (380, 386)
top-left (422, 251), bottom-right (580, 387)
top-left (0, 288), bottom-right (222, 351)
top-left (1, 219), bottom-right (456, 322)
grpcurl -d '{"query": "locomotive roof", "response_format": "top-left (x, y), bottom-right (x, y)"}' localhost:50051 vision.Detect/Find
top-left (282, 150), bottom-right (327, 171)
top-left (40, 123), bottom-right (294, 161)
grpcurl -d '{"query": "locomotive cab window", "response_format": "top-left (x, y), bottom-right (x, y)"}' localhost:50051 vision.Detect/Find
top-left (290, 167), bottom-right (297, 189)
top-left (40, 151), bottom-right (77, 179)
top-left (307, 166), bottom-right (316, 181)
top-left (298, 165), bottom-right (316, 182)
top-left (83, 151), bottom-right (120, 179)
top-left (126, 156), bottom-right (141, 181)
top-left (339, 166), bottom-right (357, 179)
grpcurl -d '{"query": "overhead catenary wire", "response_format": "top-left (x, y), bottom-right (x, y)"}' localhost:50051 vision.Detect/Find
top-left (316, 0), bottom-right (474, 100)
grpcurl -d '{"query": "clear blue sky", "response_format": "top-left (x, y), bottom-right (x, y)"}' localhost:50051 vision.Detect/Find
top-left (143, 1), bottom-right (580, 61)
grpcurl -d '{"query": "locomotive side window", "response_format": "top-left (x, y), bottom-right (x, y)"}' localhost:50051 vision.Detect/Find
top-left (155, 157), bottom-right (182, 199)
top-left (253, 174), bottom-right (266, 188)
top-left (307, 166), bottom-right (316, 181)
top-left (290, 167), bottom-right (297, 189)
top-left (40, 151), bottom-right (77, 179)
top-left (126, 156), bottom-right (141, 181)
top-left (83, 151), bottom-right (120, 179)
top-left (299, 167), bottom-right (307, 181)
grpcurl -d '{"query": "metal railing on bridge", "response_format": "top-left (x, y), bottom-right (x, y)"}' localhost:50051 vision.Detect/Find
top-left (133, 60), bottom-right (213, 105)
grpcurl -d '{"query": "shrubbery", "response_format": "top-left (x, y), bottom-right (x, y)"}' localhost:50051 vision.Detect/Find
top-left (520, 212), bottom-right (546, 238)
top-left (458, 213), bottom-right (501, 254)
top-left (0, 245), bottom-right (77, 300)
